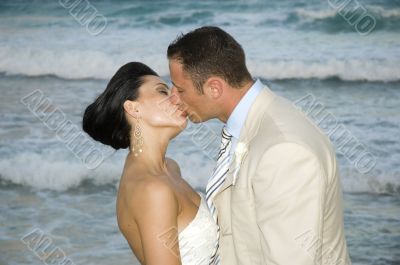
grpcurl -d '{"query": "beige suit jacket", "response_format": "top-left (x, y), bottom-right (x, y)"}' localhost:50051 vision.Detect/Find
top-left (214, 85), bottom-right (352, 265)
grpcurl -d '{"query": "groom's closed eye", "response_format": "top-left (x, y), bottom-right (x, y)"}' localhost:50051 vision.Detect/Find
top-left (171, 82), bottom-right (184, 93)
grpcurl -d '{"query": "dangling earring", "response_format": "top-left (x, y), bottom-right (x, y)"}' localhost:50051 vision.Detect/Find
top-left (132, 116), bottom-right (144, 157)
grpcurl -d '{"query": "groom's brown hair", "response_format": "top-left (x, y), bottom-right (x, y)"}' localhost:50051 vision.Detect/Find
top-left (167, 26), bottom-right (252, 94)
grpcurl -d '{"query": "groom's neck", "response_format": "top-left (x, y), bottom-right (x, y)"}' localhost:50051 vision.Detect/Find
top-left (218, 79), bottom-right (255, 123)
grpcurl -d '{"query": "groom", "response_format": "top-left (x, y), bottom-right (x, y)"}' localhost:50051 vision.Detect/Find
top-left (167, 26), bottom-right (351, 265)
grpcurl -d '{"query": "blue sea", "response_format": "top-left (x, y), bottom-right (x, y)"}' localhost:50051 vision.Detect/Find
top-left (0, 0), bottom-right (399, 264)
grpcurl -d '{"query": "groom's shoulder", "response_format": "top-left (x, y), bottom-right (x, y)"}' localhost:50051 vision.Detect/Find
top-left (250, 91), bottom-right (335, 161)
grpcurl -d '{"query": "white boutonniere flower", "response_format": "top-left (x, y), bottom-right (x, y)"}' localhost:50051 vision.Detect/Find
top-left (232, 142), bottom-right (249, 185)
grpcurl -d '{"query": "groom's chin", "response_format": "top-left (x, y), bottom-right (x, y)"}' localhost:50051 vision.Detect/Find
top-left (189, 118), bottom-right (202, 124)
top-left (187, 113), bottom-right (208, 124)
top-left (188, 116), bottom-right (205, 124)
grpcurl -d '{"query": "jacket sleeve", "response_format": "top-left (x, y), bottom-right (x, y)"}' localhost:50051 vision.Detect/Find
top-left (252, 142), bottom-right (325, 265)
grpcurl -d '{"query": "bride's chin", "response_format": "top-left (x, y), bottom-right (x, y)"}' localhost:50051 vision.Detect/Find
top-left (171, 117), bottom-right (188, 132)
top-left (169, 123), bottom-right (186, 139)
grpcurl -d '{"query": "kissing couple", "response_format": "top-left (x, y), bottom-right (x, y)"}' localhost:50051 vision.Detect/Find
top-left (82, 26), bottom-right (352, 265)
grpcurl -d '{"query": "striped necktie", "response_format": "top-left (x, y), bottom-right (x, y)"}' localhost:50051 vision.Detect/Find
top-left (206, 126), bottom-right (232, 264)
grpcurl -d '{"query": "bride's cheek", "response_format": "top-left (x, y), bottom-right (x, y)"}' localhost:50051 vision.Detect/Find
top-left (149, 111), bottom-right (173, 126)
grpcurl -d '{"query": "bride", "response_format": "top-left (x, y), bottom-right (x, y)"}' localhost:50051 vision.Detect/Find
top-left (82, 62), bottom-right (218, 264)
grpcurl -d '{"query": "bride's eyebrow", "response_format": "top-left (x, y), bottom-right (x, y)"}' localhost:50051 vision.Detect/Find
top-left (155, 83), bottom-right (169, 90)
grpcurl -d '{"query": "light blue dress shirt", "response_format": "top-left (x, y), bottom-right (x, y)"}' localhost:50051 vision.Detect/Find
top-left (225, 79), bottom-right (264, 163)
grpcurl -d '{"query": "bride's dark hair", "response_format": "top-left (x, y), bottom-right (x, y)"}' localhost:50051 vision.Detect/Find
top-left (82, 62), bottom-right (158, 150)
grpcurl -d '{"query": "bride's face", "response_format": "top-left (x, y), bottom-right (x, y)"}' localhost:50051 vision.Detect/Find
top-left (135, 75), bottom-right (188, 130)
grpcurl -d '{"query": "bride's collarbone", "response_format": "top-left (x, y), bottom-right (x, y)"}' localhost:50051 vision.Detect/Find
top-left (120, 165), bottom-right (201, 218)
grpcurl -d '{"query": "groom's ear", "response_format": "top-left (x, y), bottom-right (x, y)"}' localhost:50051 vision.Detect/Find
top-left (204, 77), bottom-right (224, 99)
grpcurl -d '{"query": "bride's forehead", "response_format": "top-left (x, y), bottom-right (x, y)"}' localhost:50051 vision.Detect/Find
top-left (138, 76), bottom-right (169, 95)
top-left (142, 75), bottom-right (164, 84)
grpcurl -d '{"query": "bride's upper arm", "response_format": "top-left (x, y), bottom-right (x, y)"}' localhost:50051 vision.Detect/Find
top-left (134, 179), bottom-right (182, 265)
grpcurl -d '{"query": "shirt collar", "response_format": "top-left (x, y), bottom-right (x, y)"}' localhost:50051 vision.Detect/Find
top-left (226, 79), bottom-right (263, 139)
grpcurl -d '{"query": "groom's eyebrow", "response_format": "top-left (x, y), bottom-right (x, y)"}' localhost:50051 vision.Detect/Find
top-left (171, 81), bottom-right (183, 90)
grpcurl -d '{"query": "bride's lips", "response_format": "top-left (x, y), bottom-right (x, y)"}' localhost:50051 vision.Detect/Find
top-left (176, 106), bottom-right (188, 118)
top-left (169, 104), bottom-right (187, 119)
top-left (170, 106), bottom-right (187, 118)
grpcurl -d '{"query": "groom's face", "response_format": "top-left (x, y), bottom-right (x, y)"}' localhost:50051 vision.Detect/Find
top-left (169, 60), bottom-right (215, 123)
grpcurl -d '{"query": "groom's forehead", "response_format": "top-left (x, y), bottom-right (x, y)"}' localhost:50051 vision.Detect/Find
top-left (169, 59), bottom-right (186, 75)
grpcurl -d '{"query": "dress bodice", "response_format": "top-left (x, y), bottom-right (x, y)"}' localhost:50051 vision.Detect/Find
top-left (178, 192), bottom-right (219, 265)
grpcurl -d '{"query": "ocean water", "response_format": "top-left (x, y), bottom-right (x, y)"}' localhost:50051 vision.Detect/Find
top-left (0, 0), bottom-right (399, 264)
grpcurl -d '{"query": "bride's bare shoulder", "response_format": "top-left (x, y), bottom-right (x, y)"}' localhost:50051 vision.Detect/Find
top-left (119, 158), bottom-right (182, 217)
top-left (127, 176), bottom-right (179, 216)
top-left (133, 175), bottom-right (174, 197)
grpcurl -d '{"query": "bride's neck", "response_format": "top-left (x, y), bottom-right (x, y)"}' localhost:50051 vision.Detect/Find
top-left (128, 127), bottom-right (170, 175)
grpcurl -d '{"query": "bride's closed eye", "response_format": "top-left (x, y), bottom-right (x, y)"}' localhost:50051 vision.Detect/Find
top-left (156, 83), bottom-right (170, 96)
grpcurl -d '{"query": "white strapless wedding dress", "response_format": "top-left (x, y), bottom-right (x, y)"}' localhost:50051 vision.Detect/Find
top-left (178, 192), bottom-right (219, 265)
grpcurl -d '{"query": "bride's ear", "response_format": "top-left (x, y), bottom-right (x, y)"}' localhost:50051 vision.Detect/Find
top-left (204, 77), bottom-right (224, 99)
top-left (123, 100), bottom-right (140, 119)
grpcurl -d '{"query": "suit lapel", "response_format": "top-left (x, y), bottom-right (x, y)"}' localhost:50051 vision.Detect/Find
top-left (214, 85), bottom-right (276, 197)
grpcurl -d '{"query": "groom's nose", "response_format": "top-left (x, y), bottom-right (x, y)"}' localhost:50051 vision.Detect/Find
top-left (170, 87), bottom-right (182, 106)
top-left (170, 89), bottom-right (189, 114)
